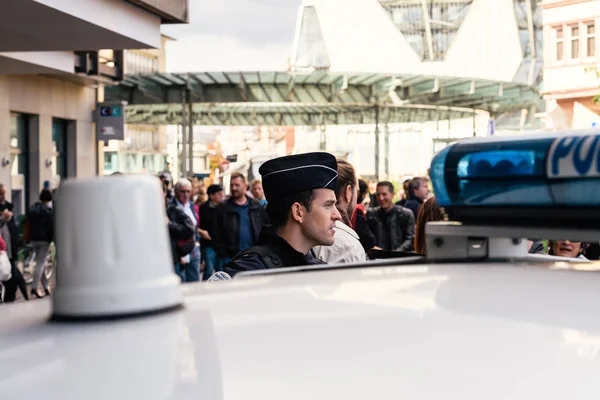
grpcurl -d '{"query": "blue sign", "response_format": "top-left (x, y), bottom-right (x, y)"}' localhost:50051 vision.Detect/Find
top-left (547, 135), bottom-right (600, 179)
top-left (100, 106), bottom-right (112, 117)
top-left (111, 106), bottom-right (121, 117)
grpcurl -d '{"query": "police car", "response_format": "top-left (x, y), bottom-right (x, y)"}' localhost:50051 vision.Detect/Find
top-left (1, 131), bottom-right (600, 400)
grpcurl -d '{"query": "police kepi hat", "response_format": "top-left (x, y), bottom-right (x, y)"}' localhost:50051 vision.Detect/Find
top-left (259, 152), bottom-right (338, 200)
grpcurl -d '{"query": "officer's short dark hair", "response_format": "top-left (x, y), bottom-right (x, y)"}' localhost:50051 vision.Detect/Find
top-left (266, 190), bottom-right (314, 229)
top-left (376, 181), bottom-right (395, 194)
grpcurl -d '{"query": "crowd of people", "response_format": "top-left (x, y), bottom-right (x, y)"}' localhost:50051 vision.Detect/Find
top-left (161, 152), bottom-right (600, 282)
top-left (160, 153), bottom-right (442, 281)
top-left (0, 184), bottom-right (54, 302)
top-left (0, 150), bottom-right (595, 300)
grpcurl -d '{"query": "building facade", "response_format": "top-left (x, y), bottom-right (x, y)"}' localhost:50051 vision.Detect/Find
top-left (542, 0), bottom-right (600, 129)
top-left (0, 0), bottom-right (187, 213)
top-left (288, 0), bottom-right (543, 180)
top-left (102, 35), bottom-right (172, 176)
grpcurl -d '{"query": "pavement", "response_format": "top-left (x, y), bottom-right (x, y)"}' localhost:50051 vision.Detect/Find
top-left (14, 274), bottom-right (55, 302)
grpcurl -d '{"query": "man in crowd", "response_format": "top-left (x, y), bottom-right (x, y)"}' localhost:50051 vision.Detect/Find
top-left (251, 179), bottom-right (267, 207)
top-left (395, 179), bottom-right (411, 207)
top-left (213, 173), bottom-right (268, 266)
top-left (367, 181), bottom-right (415, 253)
top-left (172, 179), bottom-right (200, 282)
top-left (199, 184), bottom-right (225, 280)
top-left (314, 159), bottom-right (366, 263)
top-left (404, 177), bottom-right (430, 220)
top-left (163, 181), bottom-right (196, 282)
top-left (26, 189), bottom-right (54, 298)
top-left (219, 152), bottom-right (342, 278)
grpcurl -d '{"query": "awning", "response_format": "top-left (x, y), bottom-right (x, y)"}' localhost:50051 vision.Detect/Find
top-left (105, 71), bottom-right (541, 126)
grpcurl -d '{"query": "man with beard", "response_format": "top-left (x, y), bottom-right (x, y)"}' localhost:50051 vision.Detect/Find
top-left (210, 152), bottom-right (342, 279)
top-left (213, 173), bottom-right (269, 266)
top-left (313, 159), bottom-right (367, 263)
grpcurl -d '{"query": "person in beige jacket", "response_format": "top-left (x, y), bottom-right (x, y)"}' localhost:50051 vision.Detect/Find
top-left (313, 159), bottom-right (367, 264)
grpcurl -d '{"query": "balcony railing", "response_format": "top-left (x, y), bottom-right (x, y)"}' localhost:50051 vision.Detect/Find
top-left (125, 0), bottom-right (188, 24)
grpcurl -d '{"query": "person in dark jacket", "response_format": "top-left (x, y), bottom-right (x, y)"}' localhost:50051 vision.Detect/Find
top-left (219, 152), bottom-right (342, 279)
top-left (163, 182), bottom-right (195, 281)
top-left (26, 189), bottom-right (54, 298)
top-left (403, 177), bottom-right (430, 220)
top-left (0, 184), bottom-right (28, 302)
top-left (212, 173), bottom-right (269, 266)
top-left (199, 184), bottom-right (225, 280)
top-left (395, 179), bottom-right (411, 207)
top-left (352, 179), bottom-right (377, 254)
top-left (367, 181), bottom-right (415, 252)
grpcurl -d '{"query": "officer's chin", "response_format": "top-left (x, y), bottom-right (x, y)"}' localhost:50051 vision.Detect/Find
top-left (322, 236), bottom-right (335, 247)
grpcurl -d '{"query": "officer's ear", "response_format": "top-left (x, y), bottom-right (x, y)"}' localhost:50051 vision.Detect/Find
top-left (290, 202), bottom-right (306, 224)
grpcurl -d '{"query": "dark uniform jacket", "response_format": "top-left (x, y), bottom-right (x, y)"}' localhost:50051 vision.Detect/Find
top-left (224, 226), bottom-right (325, 277)
top-left (367, 205), bottom-right (415, 252)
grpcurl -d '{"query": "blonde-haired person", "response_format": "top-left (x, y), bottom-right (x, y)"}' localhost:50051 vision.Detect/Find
top-left (313, 159), bottom-right (367, 264)
top-left (251, 179), bottom-right (267, 207)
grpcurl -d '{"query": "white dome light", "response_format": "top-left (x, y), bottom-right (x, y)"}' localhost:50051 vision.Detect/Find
top-left (52, 174), bottom-right (183, 320)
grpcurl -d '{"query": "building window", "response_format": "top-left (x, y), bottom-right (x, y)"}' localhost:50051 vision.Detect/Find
top-left (52, 118), bottom-right (68, 179)
top-left (124, 51), bottom-right (159, 75)
top-left (586, 22), bottom-right (596, 57)
top-left (103, 151), bottom-right (119, 175)
top-left (10, 113), bottom-right (30, 208)
top-left (555, 26), bottom-right (564, 61)
top-left (9, 113), bottom-right (28, 177)
top-left (571, 24), bottom-right (580, 59)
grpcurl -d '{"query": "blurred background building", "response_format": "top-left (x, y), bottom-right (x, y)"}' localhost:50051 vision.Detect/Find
top-left (102, 35), bottom-right (173, 176)
top-left (285, 0), bottom-right (545, 181)
top-left (542, 0), bottom-right (600, 130)
top-left (0, 0), bottom-right (188, 215)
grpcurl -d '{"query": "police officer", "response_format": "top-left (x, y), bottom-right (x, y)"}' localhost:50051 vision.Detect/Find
top-left (215, 152), bottom-right (342, 278)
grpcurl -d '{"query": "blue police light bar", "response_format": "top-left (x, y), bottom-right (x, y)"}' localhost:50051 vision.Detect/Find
top-left (429, 131), bottom-right (600, 227)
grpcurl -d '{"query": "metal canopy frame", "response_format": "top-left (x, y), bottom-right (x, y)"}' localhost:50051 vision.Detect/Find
top-left (124, 102), bottom-right (483, 126)
top-left (105, 70), bottom-right (541, 178)
top-left (105, 71), bottom-right (541, 122)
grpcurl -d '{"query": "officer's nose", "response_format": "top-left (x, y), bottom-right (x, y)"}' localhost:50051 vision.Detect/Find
top-left (332, 207), bottom-right (342, 221)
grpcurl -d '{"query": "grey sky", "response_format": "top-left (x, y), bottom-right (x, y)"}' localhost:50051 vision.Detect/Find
top-left (162, 0), bottom-right (302, 72)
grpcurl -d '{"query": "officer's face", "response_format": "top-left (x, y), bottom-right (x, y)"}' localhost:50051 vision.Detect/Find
top-left (301, 188), bottom-right (341, 247)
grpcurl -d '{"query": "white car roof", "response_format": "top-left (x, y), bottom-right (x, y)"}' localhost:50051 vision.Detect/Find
top-left (2, 262), bottom-right (600, 400)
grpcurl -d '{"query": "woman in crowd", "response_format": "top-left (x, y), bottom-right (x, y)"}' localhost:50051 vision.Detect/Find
top-left (414, 196), bottom-right (444, 256)
top-left (351, 179), bottom-right (377, 254)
